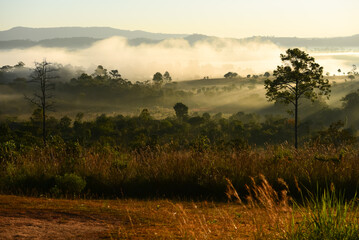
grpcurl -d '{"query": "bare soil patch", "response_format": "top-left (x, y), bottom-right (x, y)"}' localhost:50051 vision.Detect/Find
top-left (0, 195), bottom-right (258, 239)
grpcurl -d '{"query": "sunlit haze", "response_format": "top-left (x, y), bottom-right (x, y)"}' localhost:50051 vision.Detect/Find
top-left (0, 0), bottom-right (359, 80)
top-left (1, 0), bottom-right (358, 38)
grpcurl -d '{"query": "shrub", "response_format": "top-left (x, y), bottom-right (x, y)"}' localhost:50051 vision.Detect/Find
top-left (53, 173), bottom-right (86, 195)
top-left (0, 140), bottom-right (18, 163)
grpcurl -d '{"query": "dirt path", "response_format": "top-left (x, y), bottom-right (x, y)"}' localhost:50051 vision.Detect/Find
top-left (0, 211), bottom-right (109, 239)
top-left (0, 195), bottom-right (257, 239)
top-left (0, 196), bottom-right (121, 239)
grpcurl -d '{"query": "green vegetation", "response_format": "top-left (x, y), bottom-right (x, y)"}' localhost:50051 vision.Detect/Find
top-left (1, 104), bottom-right (356, 150)
top-left (1, 143), bottom-right (359, 200)
top-left (0, 49), bottom-right (359, 202)
top-left (265, 48), bottom-right (331, 148)
top-left (226, 175), bottom-right (359, 240)
top-left (286, 189), bottom-right (359, 240)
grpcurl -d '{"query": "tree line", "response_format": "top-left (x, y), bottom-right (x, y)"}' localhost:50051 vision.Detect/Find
top-left (0, 48), bottom-right (358, 149)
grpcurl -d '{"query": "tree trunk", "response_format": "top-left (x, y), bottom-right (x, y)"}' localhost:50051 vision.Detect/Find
top-left (42, 105), bottom-right (46, 146)
top-left (294, 97), bottom-right (298, 149)
top-left (42, 71), bottom-right (46, 146)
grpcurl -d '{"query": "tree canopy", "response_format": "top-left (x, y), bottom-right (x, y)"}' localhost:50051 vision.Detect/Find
top-left (153, 72), bottom-right (163, 84)
top-left (163, 71), bottom-right (172, 83)
top-left (264, 48), bottom-right (331, 148)
top-left (173, 102), bottom-right (188, 120)
top-left (224, 72), bottom-right (238, 78)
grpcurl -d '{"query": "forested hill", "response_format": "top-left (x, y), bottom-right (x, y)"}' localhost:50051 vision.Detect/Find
top-left (0, 27), bottom-right (358, 50)
top-left (260, 35), bottom-right (359, 49)
top-left (0, 27), bottom-right (188, 41)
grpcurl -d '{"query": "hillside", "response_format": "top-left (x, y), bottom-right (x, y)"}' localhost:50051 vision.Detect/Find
top-left (0, 26), bottom-right (188, 41)
top-left (0, 27), bottom-right (358, 50)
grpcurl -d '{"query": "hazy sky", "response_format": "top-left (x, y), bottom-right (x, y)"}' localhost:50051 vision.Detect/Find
top-left (0, 0), bottom-right (358, 38)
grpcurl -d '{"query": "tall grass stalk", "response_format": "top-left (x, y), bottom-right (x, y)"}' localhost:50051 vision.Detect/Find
top-left (227, 175), bottom-right (293, 239)
top-left (285, 186), bottom-right (359, 240)
top-left (227, 177), bottom-right (359, 240)
top-left (1, 143), bottom-right (359, 200)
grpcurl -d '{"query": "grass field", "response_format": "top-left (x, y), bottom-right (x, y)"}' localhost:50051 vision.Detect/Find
top-left (2, 75), bottom-right (359, 239)
top-left (2, 174), bottom-right (359, 239)
top-left (0, 195), bottom-right (261, 239)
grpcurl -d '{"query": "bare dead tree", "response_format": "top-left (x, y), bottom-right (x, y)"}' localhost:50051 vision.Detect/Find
top-left (25, 60), bottom-right (57, 146)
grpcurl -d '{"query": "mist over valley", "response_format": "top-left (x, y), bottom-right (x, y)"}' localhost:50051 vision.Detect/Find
top-left (1, 27), bottom-right (359, 127)
top-left (0, 27), bottom-right (358, 81)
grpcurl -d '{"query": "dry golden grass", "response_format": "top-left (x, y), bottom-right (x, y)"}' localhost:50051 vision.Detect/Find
top-left (0, 175), bottom-right (297, 239)
top-left (2, 175), bottom-right (359, 239)
top-left (0, 189), bottom-right (301, 240)
top-left (226, 175), bottom-right (294, 239)
top-left (3, 143), bottom-right (359, 200)
top-left (0, 194), bottom-right (268, 239)
top-left (3, 144), bottom-right (359, 238)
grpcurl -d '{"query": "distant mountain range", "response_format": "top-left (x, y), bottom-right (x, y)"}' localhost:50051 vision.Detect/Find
top-left (0, 26), bottom-right (188, 41)
top-left (0, 27), bottom-right (358, 50)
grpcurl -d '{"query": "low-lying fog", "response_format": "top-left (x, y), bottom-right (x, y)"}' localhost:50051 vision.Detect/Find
top-left (0, 37), bottom-right (358, 81)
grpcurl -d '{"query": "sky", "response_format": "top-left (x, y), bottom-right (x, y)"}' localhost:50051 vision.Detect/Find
top-left (0, 0), bottom-right (358, 38)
